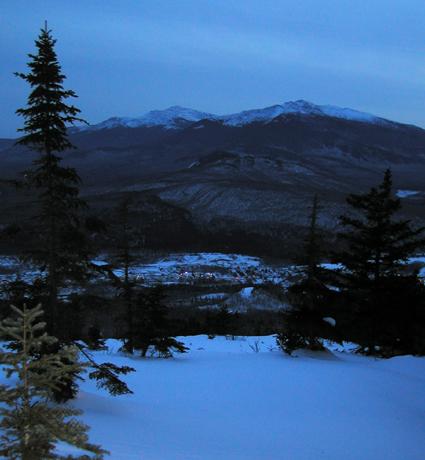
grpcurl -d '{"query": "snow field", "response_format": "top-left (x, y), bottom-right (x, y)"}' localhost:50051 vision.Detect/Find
top-left (69, 336), bottom-right (425, 460)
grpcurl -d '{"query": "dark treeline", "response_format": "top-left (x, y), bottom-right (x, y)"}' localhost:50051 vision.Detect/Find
top-left (279, 170), bottom-right (425, 357)
top-left (0, 190), bottom-right (327, 260)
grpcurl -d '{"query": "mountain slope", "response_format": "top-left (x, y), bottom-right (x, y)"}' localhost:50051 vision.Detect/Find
top-left (2, 101), bottom-right (425, 232)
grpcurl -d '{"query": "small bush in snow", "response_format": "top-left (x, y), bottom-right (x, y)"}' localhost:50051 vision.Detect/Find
top-left (276, 329), bottom-right (324, 356)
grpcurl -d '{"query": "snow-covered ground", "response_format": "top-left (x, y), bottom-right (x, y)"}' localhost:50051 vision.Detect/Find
top-left (41, 336), bottom-right (425, 459)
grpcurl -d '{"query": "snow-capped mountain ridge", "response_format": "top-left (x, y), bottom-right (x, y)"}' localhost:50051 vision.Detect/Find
top-left (77, 100), bottom-right (391, 132)
top-left (221, 100), bottom-right (388, 126)
top-left (81, 106), bottom-right (216, 131)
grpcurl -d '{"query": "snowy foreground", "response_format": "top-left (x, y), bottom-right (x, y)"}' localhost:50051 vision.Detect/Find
top-left (53, 336), bottom-right (425, 459)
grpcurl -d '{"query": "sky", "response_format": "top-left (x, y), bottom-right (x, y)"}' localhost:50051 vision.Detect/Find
top-left (1, 0), bottom-right (425, 137)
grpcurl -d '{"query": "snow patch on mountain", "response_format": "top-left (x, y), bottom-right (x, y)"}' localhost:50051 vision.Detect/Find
top-left (396, 189), bottom-right (420, 198)
top-left (220, 104), bottom-right (287, 126)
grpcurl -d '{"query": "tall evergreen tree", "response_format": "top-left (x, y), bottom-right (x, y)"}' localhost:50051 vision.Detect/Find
top-left (277, 195), bottom-right (329, 354)
top-left (335, 169), bottom-right (424, 289)
top-left (15, 24), bottom-right (88, 333)
top-left (333, 169), bottom-right (425, 353)
top-left (0, 304), bottom-right (107, 459)
top-left (14, 24), bottom-right (134, 401)
top-left (304, 194), bottom-right (322, 285)
top-left (112, 197), bottom-right (139, 354)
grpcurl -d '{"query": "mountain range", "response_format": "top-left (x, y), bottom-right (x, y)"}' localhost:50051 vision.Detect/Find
top-left (1, 99), bottom-right (425, 249)
top-left (72, 100), bottom-right (391, 131)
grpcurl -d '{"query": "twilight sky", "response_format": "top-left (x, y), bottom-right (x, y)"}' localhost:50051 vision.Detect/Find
top-left (1, 0), bottom-right (425, 137)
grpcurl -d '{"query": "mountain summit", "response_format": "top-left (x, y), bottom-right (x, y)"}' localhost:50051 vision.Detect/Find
top-left (76, 100), bottom-right (391, 132)
top-left (219, 100), bottom-right (387, 126)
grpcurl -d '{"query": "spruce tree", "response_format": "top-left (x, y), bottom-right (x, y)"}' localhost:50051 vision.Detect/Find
top-left (336, 169), bottom-right (424, 288)
top-left (0, 304), bottom-right (107, 459)
top-left (134, 285), bottom-right (188, 358)
top-left (86, 325), bottom-right (107, 351)
top-left (110, 197), bottom-right (140, 354)
top-left (305, 194), bottom-right (322, 285)
top-left (277, 195), bottom-right (328, 354)
top-left (213, 305), bottom-right (236, 336)
top-left (15, 24), bottom-right (89, 333)
top-left (94, 196), bottom-right (143, 354)
top-left (14, 24), bottom-right (134, 401)
top-left (333, 169), bottom-right (425, 353)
